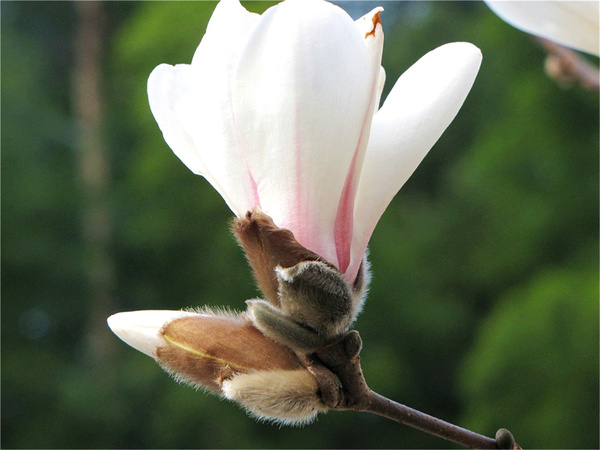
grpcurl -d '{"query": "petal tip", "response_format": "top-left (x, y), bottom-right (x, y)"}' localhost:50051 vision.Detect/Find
top-left (447, 41), bottom-right (482, 57)
top-left (436, 42), bottom-right (483, 72)
top-left (357, 6), bottom-right (384, 40)
top-left (366, 9), bottom-right (383, 39)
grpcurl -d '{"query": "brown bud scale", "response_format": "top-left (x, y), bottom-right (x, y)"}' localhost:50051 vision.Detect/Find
top-left (233, 209), bottom-right (328, 305)
top-left (155, 312), bottom-right (304, 391)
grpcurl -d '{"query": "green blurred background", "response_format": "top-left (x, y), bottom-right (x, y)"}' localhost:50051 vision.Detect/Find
top-left (2, 1), bottom-right (598, 448)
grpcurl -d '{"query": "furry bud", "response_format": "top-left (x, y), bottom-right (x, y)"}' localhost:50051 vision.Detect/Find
top-left (155, 310), bottom-right (303, 391)
top-left (277, 261), bottom-right (362, 337)
top-left (109, 309), bottom-right (327, 425)
top-left (222, 369), bottom-right (326, 425)
top-left (246, 299), bottom-right (326, 352)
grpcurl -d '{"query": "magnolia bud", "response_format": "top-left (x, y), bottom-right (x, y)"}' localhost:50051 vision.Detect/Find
top-left (107, 309), bottom-right (327, 425)
top-left (155, 311), bottom-right (302, 390)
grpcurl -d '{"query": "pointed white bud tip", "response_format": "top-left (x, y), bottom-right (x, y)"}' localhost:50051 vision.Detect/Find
top-left (107, 310), bottom-right (196, 358)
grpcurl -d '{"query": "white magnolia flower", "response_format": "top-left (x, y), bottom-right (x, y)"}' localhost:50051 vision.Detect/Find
top-left (147, 0), bottom-right (482, 284)
top-left (110, 0), bottom-right (483, 425)
top-left (485, 1), bottom-right (600, 56)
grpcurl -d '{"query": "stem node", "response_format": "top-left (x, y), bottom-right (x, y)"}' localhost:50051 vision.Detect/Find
top-left (310, 331), bottom-right (520, 449)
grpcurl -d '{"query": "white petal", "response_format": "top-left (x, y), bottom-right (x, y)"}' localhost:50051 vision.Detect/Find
top-left (148, 0), bottom-right (261, 216)
top-left (191, 0), bottom-right (259, 67)
top-left (485, 1), bottom-right (599, 56)
top-left (232, 0), bottom-right (378, 269)
top-left (148, 64), bottom-right (204, 176)
top-left (332, 6), bottom-right (385, 275)
top-left (107, 310), bottom-right (197, 358)
top-left (347, 42), bottom-right (482, 282)
top-left (375, 66), bottom-right (386, 113)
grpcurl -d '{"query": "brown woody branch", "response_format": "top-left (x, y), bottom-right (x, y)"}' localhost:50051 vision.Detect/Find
top-left (308, 331), bottom-right (521, 449)
top-left (535, 38), bottom-right (600, 92)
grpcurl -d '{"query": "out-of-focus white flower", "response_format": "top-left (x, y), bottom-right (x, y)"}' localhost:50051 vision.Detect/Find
top-left (147, 0), bottom-right (482, 284)
top-left (485, 1), bottom-right (600, 56)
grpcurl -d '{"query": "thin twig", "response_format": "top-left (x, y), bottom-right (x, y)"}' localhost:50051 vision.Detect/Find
top-left (361, 391), bottom-right (498, 449)
top-left (535, 37), bottom-right (600, 92)
top-left (310, 331), bottom-right (519, 449)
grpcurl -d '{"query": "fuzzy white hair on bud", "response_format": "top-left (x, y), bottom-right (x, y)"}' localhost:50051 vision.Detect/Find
top-left (246, 299), bottom-right (325, 352)
top-left (246, 258), bottom-right (369, 353)
top-left (277, 261), bottom-right (363, 335)
top-left (221, 369), bottom-right (326, 426)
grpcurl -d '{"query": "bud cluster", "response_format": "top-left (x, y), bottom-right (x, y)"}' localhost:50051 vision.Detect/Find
top-left (155, 309), bottom-right (326, 424)
top-left (236, 210), bottom-right (368, 354)
top-left (108, 210), bottom-right (369, 425)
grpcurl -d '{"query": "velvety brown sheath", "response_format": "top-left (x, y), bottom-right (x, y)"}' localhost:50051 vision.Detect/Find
top-left (156, 313), bottom-right (304, 391)
top-left (232, 209), bottom-right (329, 306)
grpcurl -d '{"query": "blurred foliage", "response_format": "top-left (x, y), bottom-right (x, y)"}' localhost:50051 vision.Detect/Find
top-left (2, 1), bottom-right (598, 449)
top-left (460, 266), bottom-right (599, 449)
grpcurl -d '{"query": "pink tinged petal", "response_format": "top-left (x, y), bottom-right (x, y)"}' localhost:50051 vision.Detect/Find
top-left (485, 1), bottom-right (599, 56)
top-left (107, 310), bottom-right (198, 358)
top-left (333, 7), bottom-right (385, 278)
top-left (346, 42), bottom-right (483, 282)
top-left (232, 0), bottom-right (377, 269)
top-left (148, 0), bottom-right (261, 217)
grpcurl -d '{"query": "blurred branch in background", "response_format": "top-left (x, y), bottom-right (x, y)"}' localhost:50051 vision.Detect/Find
top-left (536, 38), bottom-right (600, 92)
top-left (72, 1), bottom-right (116, 365)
